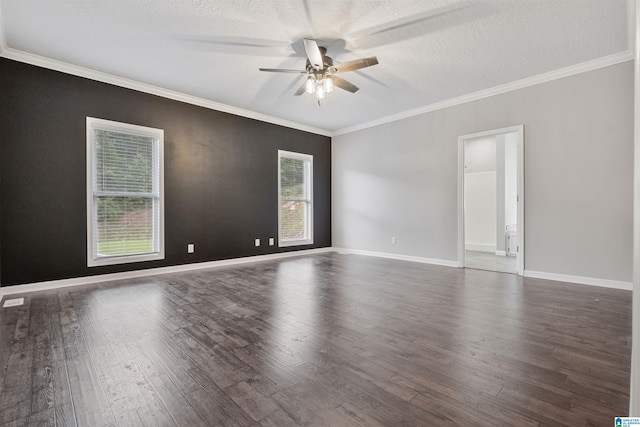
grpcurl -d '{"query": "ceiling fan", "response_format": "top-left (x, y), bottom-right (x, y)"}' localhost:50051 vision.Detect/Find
top-left (259, 39), bottom-right (378, 105)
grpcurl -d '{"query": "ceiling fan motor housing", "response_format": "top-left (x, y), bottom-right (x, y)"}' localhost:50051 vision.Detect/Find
top-left (305, 47), bottom-right (334, 75)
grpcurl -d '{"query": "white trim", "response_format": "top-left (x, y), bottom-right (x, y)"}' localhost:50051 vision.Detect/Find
top-left (333, 52), bottom-right (633, 136)
top-left (464, 244), bottom-right (496, 253)
top-left (0, 248), bottom-right (334, 298)
top-left (524, 270), bottom-right (632, 291)
top-left (0, 47), bottom-right (332, 137)
top-left (495, 250), bottom-right (507, 256)
top-left (458, 125), bottom-right (525, 275)
top-left (0, 247), bottom-right (630, 299)
top-left (457, 137), bottom-right (465, 267)
top-left (0, 45), bottom-right (631, 139)
top-left (278, 150), bottom-right (314, 247)
top-left (86, 117), bottom-right (165, 267)
top-left (334, 247), bottom-right (459, 268)
top-left (630, 0), bottom-right (640, 416)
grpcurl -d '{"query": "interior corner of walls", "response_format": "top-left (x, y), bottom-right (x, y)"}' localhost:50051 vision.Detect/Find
top-left (0, 9), bottom-right (6, 54)
top-left (628, 0), bottom-right (636, 56)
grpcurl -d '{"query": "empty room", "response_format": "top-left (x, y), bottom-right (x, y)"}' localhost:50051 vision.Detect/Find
top-left (0, 1), bottom-right (639, 425)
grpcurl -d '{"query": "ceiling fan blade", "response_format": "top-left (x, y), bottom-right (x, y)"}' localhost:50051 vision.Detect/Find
top-left (259, 68), bottom-right (306, 73)
top-left (294, 81), bottom-right (307, 96)
top-left (331, 76), bottom-right (359, 93)
top-left (303, 38), bottom-right (323, 70)
top-left (334, 57), bottom-right (379, 73)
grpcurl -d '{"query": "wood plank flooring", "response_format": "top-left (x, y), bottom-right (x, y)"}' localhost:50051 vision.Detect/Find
top-left (0, 253), bottom-right (631, 426)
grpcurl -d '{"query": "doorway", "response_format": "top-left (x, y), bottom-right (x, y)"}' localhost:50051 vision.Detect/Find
top-left (457, 125), bottom-right (524, 275)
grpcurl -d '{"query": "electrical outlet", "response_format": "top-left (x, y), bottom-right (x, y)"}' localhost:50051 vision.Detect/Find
top-left (391, 236), bottom-right (396, 244)
top-left (255, 238), bottom-right (260, 247)
top-left (187, 243), bottom-right (194, 253)
top-left (269, 238), bottom-right (275, 246)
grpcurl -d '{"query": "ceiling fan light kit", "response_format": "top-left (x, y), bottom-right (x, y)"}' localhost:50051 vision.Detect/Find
top-left (259, 39), bottom-right (378, 106)
top-left (306, 75), bottom-right (333, 102)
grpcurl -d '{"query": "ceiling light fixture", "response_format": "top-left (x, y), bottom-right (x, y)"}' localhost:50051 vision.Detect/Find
top-left (259, 39), bottom-right (379, 106)
top-left (305, 74), bottom-right (333, 104)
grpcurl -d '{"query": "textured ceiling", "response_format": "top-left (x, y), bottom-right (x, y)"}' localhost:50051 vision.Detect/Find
top-left (0, 0), bottom-right (632, 135)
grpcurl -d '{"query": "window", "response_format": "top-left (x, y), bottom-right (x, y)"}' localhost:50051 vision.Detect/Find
top-left (278, 150), bottom-right (313, 247)
top-left (86, 117), bottom-right (164, 266)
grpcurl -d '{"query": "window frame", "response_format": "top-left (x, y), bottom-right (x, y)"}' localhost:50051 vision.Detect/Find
top-left (278, 150), bottom-right (314, 247)
top-left (86, 117), bottom-right (165, 267)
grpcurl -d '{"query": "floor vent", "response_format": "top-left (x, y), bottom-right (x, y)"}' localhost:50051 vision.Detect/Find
top-left (3, 298), bottom-right (24, 308)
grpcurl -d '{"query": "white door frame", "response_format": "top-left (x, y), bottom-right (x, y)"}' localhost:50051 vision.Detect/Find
top-left (457, 125), bottom-right (525, 275)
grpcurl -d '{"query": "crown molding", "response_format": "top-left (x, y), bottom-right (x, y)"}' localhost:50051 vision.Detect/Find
top-left (0, 47), bottom-right (333, 137)
top-left (0, 41), bottom-right (632, 140)
top-left (333, 50), bottom-right (634, 136)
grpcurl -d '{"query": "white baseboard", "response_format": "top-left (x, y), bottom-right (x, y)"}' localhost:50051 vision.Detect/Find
top-left (495, 250), bottom-right (507, 256)
top-left (465, 243), bottom-right (496, 253)
top-left (334, 248), bottom-right (459, 268)
top-left (524, 270), bottom-right (632, 291)
top-left (334, 250), bottom-right (631, 291)
top-left (0, 248), bottom-right (334, 298)
top-left (2, 248), bottom-right (629, 299)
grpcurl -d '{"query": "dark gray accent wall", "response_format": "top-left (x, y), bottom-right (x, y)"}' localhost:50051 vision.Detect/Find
top-left (0, 58), bottom-right (331, 286)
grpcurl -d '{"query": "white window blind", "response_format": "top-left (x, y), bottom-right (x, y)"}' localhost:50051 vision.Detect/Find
top-left (87, 117), bottom-right (164, 266)
top-left (278, 150), bottom-right (313, 247)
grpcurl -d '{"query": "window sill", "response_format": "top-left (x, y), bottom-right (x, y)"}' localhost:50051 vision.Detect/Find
top-left (88, 252), bottom-right (164, 267)
top-left (278, 239), bottom-right (314, 248)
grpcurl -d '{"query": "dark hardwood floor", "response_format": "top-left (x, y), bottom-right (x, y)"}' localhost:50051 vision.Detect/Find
top-left (0, 253), bottom-right (631, 426)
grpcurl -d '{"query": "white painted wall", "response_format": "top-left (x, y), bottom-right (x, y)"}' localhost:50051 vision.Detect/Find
top-left (629, 0), bottom-right (639, 415)
top-left (465, 171), bottom-right (497, 251)
top-left (464, 137), bottom-right (497, 252)
top-left (465, 136), bottom-right (496, 173)
top-left (332, 61), bottom-right (633, 282)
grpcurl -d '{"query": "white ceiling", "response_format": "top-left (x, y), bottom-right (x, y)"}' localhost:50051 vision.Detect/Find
top-left (0, 0), bottom-right (632, 135)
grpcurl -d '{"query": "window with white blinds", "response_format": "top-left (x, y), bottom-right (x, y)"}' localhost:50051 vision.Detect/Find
top-left (278, 150), bottom-right (313, 247)
top-left (86, 117), bottom-right (164, 266)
